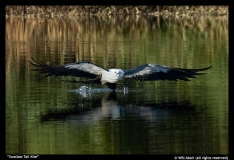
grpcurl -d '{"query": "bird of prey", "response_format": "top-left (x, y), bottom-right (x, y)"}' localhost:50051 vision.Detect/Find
top-left (29, 58), bottom-right (212, 91)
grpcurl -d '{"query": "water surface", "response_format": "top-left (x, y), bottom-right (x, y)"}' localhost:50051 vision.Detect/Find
top-left (6, 15), bottom-right (228, 154)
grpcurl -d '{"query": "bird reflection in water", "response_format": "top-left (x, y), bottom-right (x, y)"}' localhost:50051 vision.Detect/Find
top-left (40, 86), bottom-right (196, 123)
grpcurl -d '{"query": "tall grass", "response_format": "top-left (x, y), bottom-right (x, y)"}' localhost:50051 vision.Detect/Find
top-left (6, 5), bottom-right (228, 18)
top-left (6, 15), bottom-right (228, 78)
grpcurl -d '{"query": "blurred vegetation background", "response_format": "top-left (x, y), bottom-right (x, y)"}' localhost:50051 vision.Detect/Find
top-left (6, 5), bottom-right (228, 18)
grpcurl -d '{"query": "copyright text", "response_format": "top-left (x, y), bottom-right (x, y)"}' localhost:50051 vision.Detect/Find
top-left (174, 156), bottom-right (228, 160)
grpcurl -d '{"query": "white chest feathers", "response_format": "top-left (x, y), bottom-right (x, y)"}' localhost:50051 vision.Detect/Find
top-left (101, 69), bottom-right (124, 84)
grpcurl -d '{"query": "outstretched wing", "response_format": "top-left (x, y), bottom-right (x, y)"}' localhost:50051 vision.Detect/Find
top-left (123, 64), bottom-right (212, 81)
top-left (29, 57), bottom-right (108, 79)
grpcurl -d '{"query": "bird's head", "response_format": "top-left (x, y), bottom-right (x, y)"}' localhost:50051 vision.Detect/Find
top-left (101, 69), bottom-right (124, 83)
top-left (109, 69), bottom-right (124, 79)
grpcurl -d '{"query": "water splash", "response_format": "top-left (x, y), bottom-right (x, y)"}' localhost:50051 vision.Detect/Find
top-left (68, 85), bottom-right (143, 94)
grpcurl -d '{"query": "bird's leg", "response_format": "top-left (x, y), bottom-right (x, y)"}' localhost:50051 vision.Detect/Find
top-left (106, 83), bottom-right (116, 91)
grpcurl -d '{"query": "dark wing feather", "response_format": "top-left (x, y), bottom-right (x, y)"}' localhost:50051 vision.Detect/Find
top-left (123, 64), bottom-right (212, 82)
top-left (29, 57), bottom-right (108, 79)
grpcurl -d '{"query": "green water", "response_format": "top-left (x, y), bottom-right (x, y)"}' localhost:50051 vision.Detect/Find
top-left (6, 15), bottom-right (228, 154)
